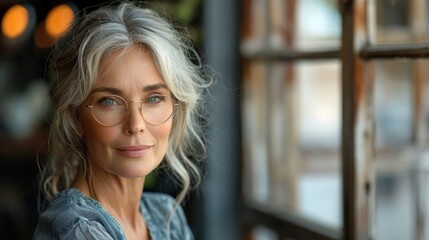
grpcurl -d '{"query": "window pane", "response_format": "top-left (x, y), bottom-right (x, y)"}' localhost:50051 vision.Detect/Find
top-left (373, 61), bottom-right (413, 148)
top-left (295, 0), bottom-right (341, 49)
top-left (242, 61), bottom-right (270, 204)
top-left (373, 59), bottom-right (429, 239)
top-left (297, 62), bottom-right (341, 149)
top-left (242, 0), bottom-right (340, 50)
top-left (375, 170), bottom-right (414, 239)
top-left (241, 60), bottom-right (342, 229)
top-left (370, 0), bottom-right (429, 44)
top-left (296, 61), bottom-right (341, 228)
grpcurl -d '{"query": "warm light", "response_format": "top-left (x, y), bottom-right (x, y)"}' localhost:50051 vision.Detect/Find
top-left (34, 23), bottom-right (53, 49)
top-left (45, 4), bottom-right (75, 38)
top-left (1, 5), bottom-right (29, 39)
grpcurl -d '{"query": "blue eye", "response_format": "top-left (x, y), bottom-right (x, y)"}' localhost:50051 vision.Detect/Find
top-left (146, 96), bottom-right (163, 104)
top-left (103, 98), bottom-right (116, 105)
top-left (96, 96), bottom-right (124, 108)
top-left (100, 98), bottom-right (117, 106)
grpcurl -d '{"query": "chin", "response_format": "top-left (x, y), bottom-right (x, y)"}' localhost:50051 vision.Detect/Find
top-left (115, 164), bottom-right (158, 179)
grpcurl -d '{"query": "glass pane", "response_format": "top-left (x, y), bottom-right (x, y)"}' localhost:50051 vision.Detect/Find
top-left (242, 61), bottom-right (270, 204)
top-left (375, 170), bottom-right (414, 239)
top-left (244, 0), bottom-right (269, 45)
top-left (295, 0), bottom-right (341, 49)
top-left (374, 61), bottom-right (413, 148)
top-left (241, 60), bottom-right (342, 229)
top-left (370, 0), bottom-right (429, 44)
top-left (241, 0), bottom-right (289, 50)
top-left (295, 61), bottom-right (341, 228)
top-left (242, 0), bottom-right (340, 50)
top-left (373, 59), bottom-right (429, 240)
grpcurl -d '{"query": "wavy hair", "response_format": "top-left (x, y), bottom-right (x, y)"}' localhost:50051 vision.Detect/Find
top-left (40, 1), bottom-right (208, 207)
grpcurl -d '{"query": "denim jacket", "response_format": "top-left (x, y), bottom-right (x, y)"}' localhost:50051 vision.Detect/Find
top-left (33, 188), bottom-right (193, 240)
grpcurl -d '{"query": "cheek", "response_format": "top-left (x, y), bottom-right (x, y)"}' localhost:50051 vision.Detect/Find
top-left (152, 122), bottom-right (173, 147)
top-left (80, 110), bottom-right (119, 146)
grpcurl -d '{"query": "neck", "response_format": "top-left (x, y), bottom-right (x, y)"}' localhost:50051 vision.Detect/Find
top-left (74, 168), bottom-right (146, 227)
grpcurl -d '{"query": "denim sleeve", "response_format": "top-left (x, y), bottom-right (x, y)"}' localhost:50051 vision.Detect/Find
top-left (64, 220), bottom-right (114, 240)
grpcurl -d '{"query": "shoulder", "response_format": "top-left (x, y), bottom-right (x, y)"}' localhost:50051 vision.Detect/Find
top-left (33, 189), bottom-right (121, 240)
top-left (141, 192), bottom-right (178, 224)
top-left (141, 192), bottom-right (194, 239)
top-left (142, 192), bottom-right (177, 210)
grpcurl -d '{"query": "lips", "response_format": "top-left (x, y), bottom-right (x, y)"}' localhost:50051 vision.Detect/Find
top-left (114, 145), bottom-right (153, 158)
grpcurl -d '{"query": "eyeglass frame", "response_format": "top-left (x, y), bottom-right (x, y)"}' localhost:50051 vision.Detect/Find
top-left (85, 94), bottom-right (179, 127)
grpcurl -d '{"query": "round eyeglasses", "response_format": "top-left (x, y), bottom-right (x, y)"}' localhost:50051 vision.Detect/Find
top-left (85, 95), bottom-right (177, 126)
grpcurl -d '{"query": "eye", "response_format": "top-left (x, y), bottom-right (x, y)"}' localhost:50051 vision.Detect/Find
top-left (96, 96), bottom-right (123, 108)
top-left (145, 95), bottom-right (164, 104)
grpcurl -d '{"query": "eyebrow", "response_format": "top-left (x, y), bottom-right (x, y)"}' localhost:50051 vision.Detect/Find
top-left (142, 83), bottom-right (169, 92)
top-left (91, 83), bottom-right (169, 95)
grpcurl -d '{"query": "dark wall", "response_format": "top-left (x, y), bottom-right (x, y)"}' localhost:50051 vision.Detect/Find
top-left (0, 1), bottom-right (204, 239)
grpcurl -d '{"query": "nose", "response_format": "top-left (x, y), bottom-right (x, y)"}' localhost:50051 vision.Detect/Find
top-left (124, 103), bottom-right (146, 135)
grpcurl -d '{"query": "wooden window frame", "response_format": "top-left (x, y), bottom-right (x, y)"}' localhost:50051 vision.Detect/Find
top-left (240, 0), bottom-right (429, 239)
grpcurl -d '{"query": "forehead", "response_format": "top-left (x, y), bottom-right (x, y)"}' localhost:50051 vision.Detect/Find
top-left (95, 46), bottom-right (165, 90)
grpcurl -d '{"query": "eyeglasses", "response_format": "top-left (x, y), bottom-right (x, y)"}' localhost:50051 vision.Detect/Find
top-left (85, 94), bottom-right (177, 126)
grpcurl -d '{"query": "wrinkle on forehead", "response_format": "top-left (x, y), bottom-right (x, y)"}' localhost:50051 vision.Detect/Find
top-left (97, 45), bottom-right (156, 81)
top-left (93, 45), bottom-right (167, 98)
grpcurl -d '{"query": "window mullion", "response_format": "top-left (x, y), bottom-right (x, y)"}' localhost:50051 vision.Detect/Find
top-left (341, 0), bottom-right (357, 239)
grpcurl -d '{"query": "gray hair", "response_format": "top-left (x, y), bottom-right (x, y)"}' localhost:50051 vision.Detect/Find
top-left (41, 2), bottom-right (208, 206)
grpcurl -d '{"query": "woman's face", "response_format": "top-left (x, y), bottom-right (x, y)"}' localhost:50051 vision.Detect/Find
top-left (79, 46), bottom-right (172, 179)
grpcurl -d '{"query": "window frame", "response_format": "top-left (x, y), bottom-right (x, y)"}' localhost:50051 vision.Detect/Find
top-left (240, 0), bottom-right (429, 239)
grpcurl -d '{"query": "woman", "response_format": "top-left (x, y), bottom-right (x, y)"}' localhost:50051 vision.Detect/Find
top-left (33, 2), bottom-right (207, 239)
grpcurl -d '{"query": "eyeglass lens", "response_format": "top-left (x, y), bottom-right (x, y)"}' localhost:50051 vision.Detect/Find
top-left (90, 95), bottom-right (174, 126)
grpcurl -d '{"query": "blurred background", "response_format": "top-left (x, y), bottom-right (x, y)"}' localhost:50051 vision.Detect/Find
top-left (2, 0), bottom-right (429, 240)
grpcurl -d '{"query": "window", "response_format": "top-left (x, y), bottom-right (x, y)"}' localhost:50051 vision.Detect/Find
top-left (240, 0), bottom-right (429, 239)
